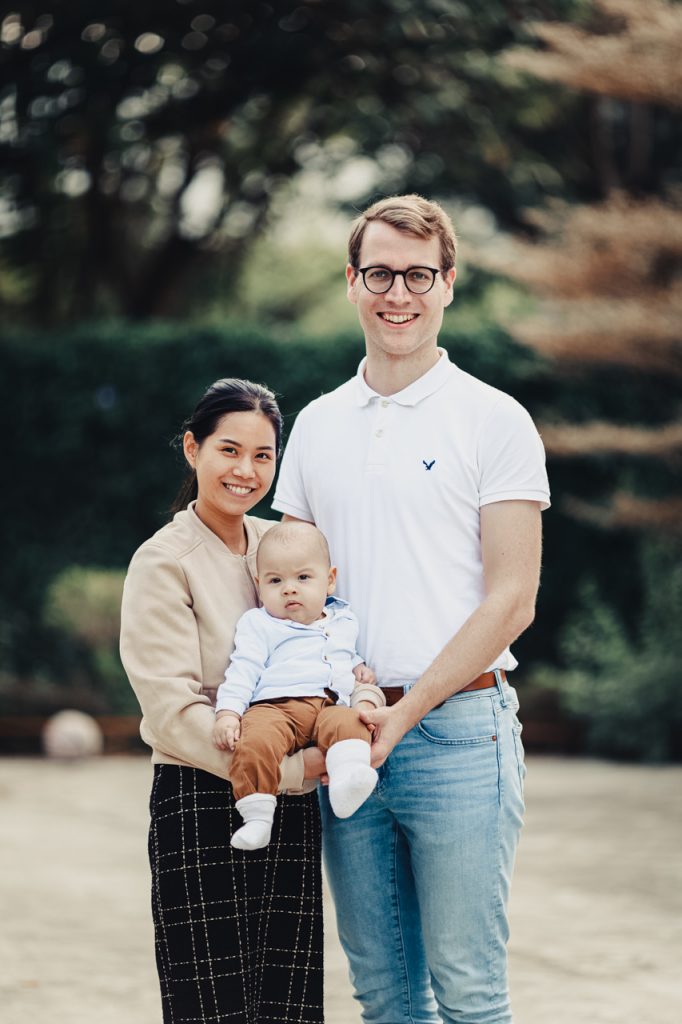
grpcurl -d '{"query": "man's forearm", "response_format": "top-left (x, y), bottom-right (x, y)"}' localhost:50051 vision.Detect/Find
top-left (390, 590), bottom-right (535, 732)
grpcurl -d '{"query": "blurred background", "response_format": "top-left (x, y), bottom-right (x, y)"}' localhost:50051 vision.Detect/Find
top-left (1, 0), bottom-right (681, 762)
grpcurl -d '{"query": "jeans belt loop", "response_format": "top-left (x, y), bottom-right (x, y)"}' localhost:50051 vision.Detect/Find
top-left (493, 668), bottom-right (508, 707)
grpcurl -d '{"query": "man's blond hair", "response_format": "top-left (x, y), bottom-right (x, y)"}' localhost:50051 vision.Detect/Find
top-left (348, 194), bottom-right (457, 272)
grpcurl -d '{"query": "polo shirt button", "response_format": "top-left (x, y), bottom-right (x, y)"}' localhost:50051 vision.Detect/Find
top-left (375, 429), bottom-right (384, 438)
top-left (380, 399), bottom-right (389, 408)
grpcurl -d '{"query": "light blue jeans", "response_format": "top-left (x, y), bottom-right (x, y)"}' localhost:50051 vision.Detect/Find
top-left (319, 675), bottom-right (526, 1024)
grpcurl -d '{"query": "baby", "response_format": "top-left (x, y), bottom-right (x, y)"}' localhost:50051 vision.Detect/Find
top-left (213, 521), bottom-right (379, 850)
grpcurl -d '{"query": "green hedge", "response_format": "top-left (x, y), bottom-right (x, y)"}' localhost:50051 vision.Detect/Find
top-left (1, 320), bottom-right (676, 743)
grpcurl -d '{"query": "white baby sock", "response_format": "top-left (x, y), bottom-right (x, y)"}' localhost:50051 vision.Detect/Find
top-left (232, 793), bottom-right (277, 850)
top-left (326, 739), bottom-right (378, 819)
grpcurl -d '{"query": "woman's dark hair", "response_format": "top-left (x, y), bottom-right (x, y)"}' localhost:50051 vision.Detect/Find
top-left (170, 378), bottom-right (283, 517)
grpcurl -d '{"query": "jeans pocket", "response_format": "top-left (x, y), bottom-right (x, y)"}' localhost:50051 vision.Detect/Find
top-left (417, 697), bottom-right (497, 746)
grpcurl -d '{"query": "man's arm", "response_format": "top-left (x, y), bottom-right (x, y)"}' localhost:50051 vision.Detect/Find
top-left (360, 499), bottom-right (543, 767)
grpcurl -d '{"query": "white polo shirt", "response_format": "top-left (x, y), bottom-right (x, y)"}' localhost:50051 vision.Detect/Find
top-left (272, 350), bottom-right (550, 684)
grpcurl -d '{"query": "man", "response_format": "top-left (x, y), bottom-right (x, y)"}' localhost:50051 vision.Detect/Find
top-left (272, 195), bottom-right (550, 1024)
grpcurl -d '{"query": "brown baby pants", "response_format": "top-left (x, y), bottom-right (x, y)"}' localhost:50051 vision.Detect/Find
top-left (229, 694), bottom-right (372, 800)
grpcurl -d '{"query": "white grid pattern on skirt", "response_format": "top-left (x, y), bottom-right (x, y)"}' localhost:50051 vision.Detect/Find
top-left (148, 765), bottom-right (324, 1023)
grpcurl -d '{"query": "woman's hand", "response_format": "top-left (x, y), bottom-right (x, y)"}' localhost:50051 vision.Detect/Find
top-left (302, 745), bottom-right (328, 784)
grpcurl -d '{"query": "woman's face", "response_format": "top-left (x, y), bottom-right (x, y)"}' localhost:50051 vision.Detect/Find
top-left (183, 411), bottom-right (277, 519)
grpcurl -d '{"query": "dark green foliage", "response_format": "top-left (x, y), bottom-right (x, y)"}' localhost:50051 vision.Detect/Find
top-left (548, 543), bottom-right (682, 761)
top-left (0, 318), bottom-right (670, 728)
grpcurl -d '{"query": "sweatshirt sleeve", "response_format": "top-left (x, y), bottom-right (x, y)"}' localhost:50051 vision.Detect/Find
top-left (350, 683), bottom-right (387, 708)
top-left (215, 611), bottom-right (269, 717)
top-left (119, 542), bottom-right (305, 792)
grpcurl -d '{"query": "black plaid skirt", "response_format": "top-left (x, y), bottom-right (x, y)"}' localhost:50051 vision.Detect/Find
top-left (148, 765), bottom-right (324, 1024)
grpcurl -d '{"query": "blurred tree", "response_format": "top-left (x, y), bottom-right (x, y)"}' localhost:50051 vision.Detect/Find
top-left (474, 0), bottom-right (682, 531)
top-left (44, 566), bottom-right (135, 712)
top-left (546, 541), bottom-right (682, 760)
top-left (1, 0), bottom-right (590, 325)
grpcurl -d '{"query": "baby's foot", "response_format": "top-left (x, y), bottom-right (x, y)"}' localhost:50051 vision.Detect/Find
top-left (231, 820), bottom-right (272, 850)
top-left (328, 763), bottom-right (378, 819)
top-left (232, 793), bottom-right (277, 850)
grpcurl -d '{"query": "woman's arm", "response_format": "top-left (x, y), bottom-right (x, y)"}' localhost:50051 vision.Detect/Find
top-left (119, 542), bottom-right (305, 791)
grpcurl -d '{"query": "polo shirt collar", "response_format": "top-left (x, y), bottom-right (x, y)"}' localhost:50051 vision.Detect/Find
top-left (354, 348), bottom-right (454, 407)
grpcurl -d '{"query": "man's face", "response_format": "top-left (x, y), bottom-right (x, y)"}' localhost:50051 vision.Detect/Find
top-left (346, 221), bottom-right (456, 364)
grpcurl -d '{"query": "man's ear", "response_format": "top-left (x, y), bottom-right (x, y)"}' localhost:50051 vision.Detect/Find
top-left (327, 566), bottom-right (338, 595)
top-left (346, 264), bottom-right (359, 305)
top-left (443, 267), bottom-right (457, 308)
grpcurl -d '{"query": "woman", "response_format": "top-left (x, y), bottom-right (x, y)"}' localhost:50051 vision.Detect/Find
top-left (120, 379), bottom-right (351, 1024)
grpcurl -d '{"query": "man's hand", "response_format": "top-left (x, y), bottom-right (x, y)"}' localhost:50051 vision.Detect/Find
top-left (353, 663), bottom-right (377, 685)
top-left (358, 705), bottom-right (411, 768)
top-left (213, 712), bottom-right (241, 751)
top-left (302, 745), bottom-right (329, 784)
top-left (354, 699), bottom-right (378, 734)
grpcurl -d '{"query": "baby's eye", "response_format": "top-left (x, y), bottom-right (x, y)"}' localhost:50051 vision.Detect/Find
top-left (298, 574), bottom-right (311, 581)
top-left (269, 577), bottom-right (281, 584)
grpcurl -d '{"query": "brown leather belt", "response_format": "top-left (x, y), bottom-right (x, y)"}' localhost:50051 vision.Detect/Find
top-left (381, 670), bottom-right (506, 708)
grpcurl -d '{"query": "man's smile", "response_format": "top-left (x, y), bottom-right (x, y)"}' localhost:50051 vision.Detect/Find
top-left (378, 312), bottom-right (419, 324)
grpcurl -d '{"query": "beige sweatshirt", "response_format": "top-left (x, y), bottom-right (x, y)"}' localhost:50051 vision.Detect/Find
top-left (120, 504), bottom-right (383, 794)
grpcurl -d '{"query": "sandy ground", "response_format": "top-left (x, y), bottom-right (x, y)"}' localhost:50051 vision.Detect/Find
top-left (1, 755), bottom-right (681, 1024)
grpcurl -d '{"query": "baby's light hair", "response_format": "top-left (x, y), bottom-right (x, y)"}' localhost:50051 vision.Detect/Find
top-left (256, 521), bottom-right (331, 570)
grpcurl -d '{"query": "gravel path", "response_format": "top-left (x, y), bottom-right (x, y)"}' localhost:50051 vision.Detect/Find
top-left (1, 755), bottom-right (680, 1024)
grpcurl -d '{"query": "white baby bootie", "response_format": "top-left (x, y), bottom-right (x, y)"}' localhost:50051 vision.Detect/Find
top-left (326, 739), bottom-right (378, 819)
top-left (232, 793), bottom-right (277, 850)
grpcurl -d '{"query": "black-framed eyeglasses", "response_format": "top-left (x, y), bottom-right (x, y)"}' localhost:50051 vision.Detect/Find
top-left (354, 265), bottom-right (441, 295)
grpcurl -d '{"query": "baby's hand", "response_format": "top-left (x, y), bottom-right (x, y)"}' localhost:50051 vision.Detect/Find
top-left (353, 663), bottom-right (377, 685)
top-left (214, 712), bottom-right (241, 751)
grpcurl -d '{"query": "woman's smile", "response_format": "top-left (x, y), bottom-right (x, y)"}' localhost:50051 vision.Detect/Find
top-left (223, 482), bottom-right (255, 496)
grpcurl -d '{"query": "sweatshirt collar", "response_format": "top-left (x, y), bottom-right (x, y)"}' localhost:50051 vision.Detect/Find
top-left (185, 501), bottom-right (260, 559)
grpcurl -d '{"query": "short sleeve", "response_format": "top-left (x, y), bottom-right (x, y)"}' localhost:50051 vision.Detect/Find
top-left (272, 407), bottom-right (315, 521)
top-left (477, 397), bottom-right (551, 510)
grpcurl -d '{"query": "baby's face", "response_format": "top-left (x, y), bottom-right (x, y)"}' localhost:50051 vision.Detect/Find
top-left (257, 537), bottom-right (336, 625)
